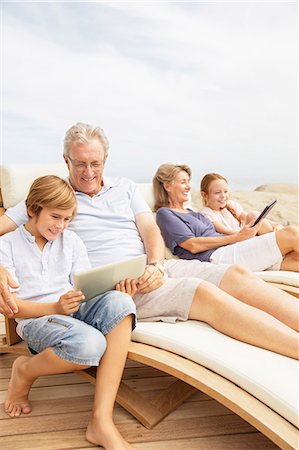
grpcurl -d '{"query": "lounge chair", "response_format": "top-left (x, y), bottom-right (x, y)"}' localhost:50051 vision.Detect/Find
top-left (0, 164), bottom-right (298, 449)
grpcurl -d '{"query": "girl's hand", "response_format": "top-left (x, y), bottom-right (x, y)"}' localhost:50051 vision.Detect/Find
top-left (115, 279), bottom-right (138, 297)
top-left (56, 290), bottom-right (85, 315)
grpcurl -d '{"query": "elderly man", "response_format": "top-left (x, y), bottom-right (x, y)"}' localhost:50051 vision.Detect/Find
top-left (0, 122), bottom-right (298, 361)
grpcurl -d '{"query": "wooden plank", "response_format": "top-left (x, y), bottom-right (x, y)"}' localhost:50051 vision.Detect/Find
top-left (0, 383), bottom-right (95, 404)
top-left (0, 430), bottom-right (279, 450)
top-left (135, 433), bottom-right (279, 450)
top-left (0, 412), bottom-right (254, 439)
top-left (4, 318), bottom-right (21, 346)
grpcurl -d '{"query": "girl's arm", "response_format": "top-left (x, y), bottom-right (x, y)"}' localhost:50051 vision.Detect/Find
top-left (212, 221), bottom-right (237, 235)
top-left (11, 290), bottom-right (85, 319)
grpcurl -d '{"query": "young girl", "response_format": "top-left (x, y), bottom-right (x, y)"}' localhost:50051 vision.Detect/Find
top-left (0, 175), bottom-right (137, 450)
top-left (200, 173), bottom-right (280, 235)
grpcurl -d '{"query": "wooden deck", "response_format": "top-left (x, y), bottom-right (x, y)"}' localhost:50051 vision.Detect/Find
top-left (0, 351), bottom-right (280, 450)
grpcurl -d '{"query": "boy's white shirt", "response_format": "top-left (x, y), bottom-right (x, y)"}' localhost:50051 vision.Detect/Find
top-left (0, 225), bottom-right (91, 337)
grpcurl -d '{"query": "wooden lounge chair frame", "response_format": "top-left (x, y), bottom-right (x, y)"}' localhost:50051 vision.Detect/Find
top-left (1, 313), bottom-right (298, 450)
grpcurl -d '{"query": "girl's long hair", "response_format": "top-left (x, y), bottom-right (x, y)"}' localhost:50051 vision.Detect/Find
top-left (200, 173), bottom-right (240, 223)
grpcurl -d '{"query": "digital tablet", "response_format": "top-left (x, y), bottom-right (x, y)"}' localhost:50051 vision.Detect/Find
top-left (73, 254), bottom-right (147, 302)
top-left (252, 200), bottom-right (277, 227)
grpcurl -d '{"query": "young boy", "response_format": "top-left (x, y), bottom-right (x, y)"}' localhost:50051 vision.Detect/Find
top-left (0, 175), bottom-right (137, 450)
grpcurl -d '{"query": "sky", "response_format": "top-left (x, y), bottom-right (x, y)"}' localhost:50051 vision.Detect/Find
top-left (1, 0), bottom-right (298, 190)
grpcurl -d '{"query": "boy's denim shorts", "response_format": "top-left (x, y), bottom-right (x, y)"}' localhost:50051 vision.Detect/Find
top-left (21, 290), bottom-right (136, 367)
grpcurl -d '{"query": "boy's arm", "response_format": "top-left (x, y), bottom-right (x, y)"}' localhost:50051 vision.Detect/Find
top-left (11, 290), bottom-right (85, 319)
top-left (12, 294), bottom-right (60, 318)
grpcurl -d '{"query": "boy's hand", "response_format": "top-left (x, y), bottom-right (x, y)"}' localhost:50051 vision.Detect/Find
top-left (115, 279), bottom-right (138, 297)
top-left (56, 290), bottom-right (85, 315)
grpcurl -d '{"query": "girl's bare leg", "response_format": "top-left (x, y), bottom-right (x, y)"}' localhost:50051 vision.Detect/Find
top-left (86, 315), bottom-right (137, 450)
top-left (188, 281), bottom-right (299, 359)
top-left (246, 212), bottom-right (275, 235)
top-left (219, 265), bottom-right (299, 331)
top-left (5, 349), bottom-right (89, 417)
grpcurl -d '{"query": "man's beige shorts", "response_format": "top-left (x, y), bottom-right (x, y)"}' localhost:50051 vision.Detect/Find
top-left (134, 259), bottom-right (230, 323)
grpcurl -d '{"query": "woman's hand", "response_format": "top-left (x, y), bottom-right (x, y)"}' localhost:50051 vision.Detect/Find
top-left (0, 267), bottom-right (19, 317)
top-left (137, 265), bottom-right (165, 294)
top-left (236, 220), bottom-right (262, 242)
top-left (56, 290), bottom-right (85, 315)
top-left (115, 279), bottom-right (138, 297)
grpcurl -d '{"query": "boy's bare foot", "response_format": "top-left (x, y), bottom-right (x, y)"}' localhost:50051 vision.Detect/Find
top-left (5, 356), bottom-right (33, 417)
top-left (86, 417), bottom-right (138, 449)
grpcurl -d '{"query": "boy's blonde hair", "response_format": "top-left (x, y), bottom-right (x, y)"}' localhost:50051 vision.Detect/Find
top-left (152, 163), bottom-right (192, 212)
top-left (26, 175), bottom-right (77, 217)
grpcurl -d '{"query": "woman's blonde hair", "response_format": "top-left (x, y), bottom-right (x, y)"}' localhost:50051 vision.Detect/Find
top-left (152, 164), bottom-right (192, 211)
top-left (26, 175), bottom-right (77, 218)
top-left (200, 173), bottom-right (239, 222)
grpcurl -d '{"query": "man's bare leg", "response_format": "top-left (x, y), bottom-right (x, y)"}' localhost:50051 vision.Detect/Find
top-left (5, 349), bottom-right (89, 417)
top-left (86, 315), bottom-right (138, 450)
top-left (219, 265), bottom-right (299, 330)
top-left (188, 281), bottom-right (299, 359)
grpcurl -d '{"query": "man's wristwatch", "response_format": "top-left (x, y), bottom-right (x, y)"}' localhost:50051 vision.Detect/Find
top-left (148, 262), bottom-right (165, 276)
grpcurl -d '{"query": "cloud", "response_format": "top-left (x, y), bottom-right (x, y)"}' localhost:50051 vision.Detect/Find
top-left (1, 1), bottom-right (297, 188)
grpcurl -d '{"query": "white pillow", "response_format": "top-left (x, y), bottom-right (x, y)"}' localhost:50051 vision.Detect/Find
top-left (0, 164), bottom-right (68, 209)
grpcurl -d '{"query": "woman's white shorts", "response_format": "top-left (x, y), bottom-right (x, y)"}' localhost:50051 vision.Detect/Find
top-left (210, 232), bottom-right (282, 271)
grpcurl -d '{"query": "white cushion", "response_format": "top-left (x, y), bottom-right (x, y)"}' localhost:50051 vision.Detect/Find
top-left (132, 320), bottom-right (298, 426)
top-left (137, 183), bottom-right (156, 211)
top-left (255, 270), bottom-right (299, 288)
top-left (0, 164), bottom-right (68, 209)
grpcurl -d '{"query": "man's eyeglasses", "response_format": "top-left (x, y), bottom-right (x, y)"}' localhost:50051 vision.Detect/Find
top-left (67, 156), bottom-right (103, 171)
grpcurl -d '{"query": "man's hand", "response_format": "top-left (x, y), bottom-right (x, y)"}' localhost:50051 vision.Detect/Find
top-left (137, 265), bottom-right (165, 294)
top-left (0, 267), bottom-right (19, 317)
top-left (56, 290), bottom-right (85, 315)
top-left (115, 279), bottom-right (138, 297)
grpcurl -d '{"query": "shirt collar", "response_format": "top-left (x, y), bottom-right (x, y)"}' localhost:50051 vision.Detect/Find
top-left (20, 224), bottom-right (36, 243)
top-left (65, 175), bottom-right (117, 197)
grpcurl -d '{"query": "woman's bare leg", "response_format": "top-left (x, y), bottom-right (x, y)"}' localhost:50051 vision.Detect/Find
top-left (275, 226), bottom-right (299, 272)
top-left (5, 348), bottom-right (89, 417)
top-left (86, 315), bottom-right (137, 450)
top-left (219, 265), bottom-right (299, 330)
top-left (188, 281), bottom-right (299, 359)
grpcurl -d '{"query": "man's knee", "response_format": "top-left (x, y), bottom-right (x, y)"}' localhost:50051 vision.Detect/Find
top-left (105, 291), bottom-right (136, 314)
top-left (220, 264), bottom-right (258, 292)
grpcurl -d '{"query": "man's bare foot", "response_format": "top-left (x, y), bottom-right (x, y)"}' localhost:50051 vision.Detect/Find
top-left (4, 356), bottom-right (33, 417)
top-left (86, 417), bottom-right (138, 450)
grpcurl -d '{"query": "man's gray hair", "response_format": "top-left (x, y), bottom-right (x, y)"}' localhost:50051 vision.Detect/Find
top-left (63, 122), bottom-right (109, 159)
